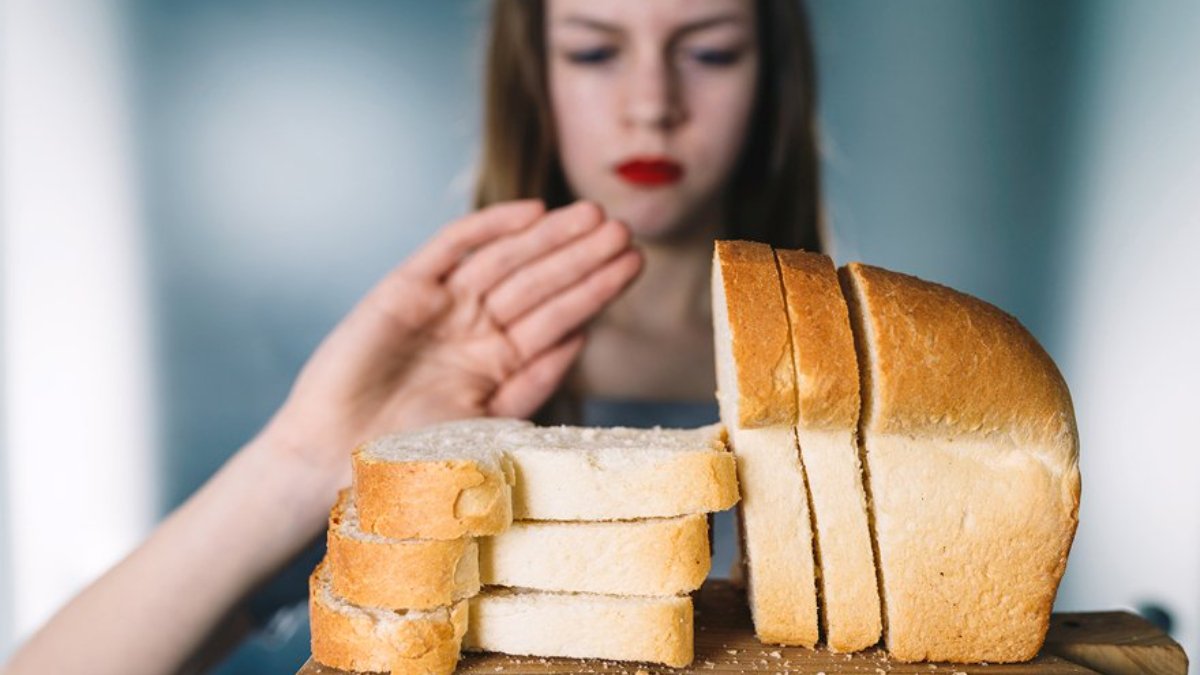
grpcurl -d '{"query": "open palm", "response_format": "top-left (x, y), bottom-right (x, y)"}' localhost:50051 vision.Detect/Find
top-left (261, 200), bottom-right (640, 481)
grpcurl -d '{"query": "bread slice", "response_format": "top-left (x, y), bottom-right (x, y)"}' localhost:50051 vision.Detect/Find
top-left (354, 419), bottom-right (736, 538)
top-left (499, 423), bottom-right (738, 520)
top-left (352, 418), bottom-right (527, 540)
top-left (309, 562), bottom-right (468, 675)
top-left (479, 515), bottom-right (709, 596)
top-left (840, 262), bottom-right (1081, 663)
top-left (711, 240), bottom-right (819, 646)
top-left (463, 588), bottom-right (693, 667)
top-left (326, 489), bottom-right (480, 610)
top-left (775, 249), bottom-right (882, 653)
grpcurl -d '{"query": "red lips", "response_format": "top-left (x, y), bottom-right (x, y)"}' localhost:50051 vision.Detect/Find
top-left (615, 158), bottom-right (685, 186)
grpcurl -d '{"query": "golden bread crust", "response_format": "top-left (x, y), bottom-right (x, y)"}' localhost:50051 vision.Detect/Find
top-left (775, 249), bottom-right (860, 430)
top-left (309, 563), bottom-right (468, 675)
top-left (841, 262), bottom-right (1078, 455)
top-left (713, 240), bottom-right (798, 427)
top-left (326, 490), bottom-right (480, 610)
top-left (352, 451), bottom-right (512, 540)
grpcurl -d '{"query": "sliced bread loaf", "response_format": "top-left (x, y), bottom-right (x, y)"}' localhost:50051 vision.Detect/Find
top-left (479, 514), bottom-right (709, 596)
top-left (309, 562), bottom-right (468, 675)
top-left (776, 249), bottom-right (882, 653)
top-left (463, 588), bottom-right (693, 667)
top-left (840, 262), bottom-right (1081, 663)
top-left (711, 240), bottom-right (819, 647)
top-left (326, 489), bottom-right (480, 610)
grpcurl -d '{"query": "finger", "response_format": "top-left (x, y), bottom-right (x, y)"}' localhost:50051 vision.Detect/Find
top-left (485, 219), bottom-right (632, 326)
top-left (506, 248), bottom-right (642, 361)
top-left (405, 200), bottom-right (545, 280)
top-left (446, 200), bottom-right (604, 296)
top-left (488, 332), bottom-right (587, 419)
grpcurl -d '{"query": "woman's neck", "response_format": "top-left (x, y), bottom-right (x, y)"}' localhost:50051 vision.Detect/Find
top-left (602, 218), bottom-right (720, 336)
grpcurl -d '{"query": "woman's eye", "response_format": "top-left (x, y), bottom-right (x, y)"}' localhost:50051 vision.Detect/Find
top-left (566, 46), bottom-right (618, 65)
top-left (688, 48), bottom-right (741, 67)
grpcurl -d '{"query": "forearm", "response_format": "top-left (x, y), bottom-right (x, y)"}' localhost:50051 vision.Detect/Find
top-left (5, 438), bottom-right (340, 675)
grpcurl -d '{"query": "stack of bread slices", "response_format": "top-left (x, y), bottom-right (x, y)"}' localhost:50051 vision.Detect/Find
top-left (713, 241), bottom-right (1080, 663)
top-left (309, 418), bottom-right (740, 673)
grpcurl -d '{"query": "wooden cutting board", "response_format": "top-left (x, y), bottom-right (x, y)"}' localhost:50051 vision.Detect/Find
top-left (296, 581), bottom-right (1187, 674)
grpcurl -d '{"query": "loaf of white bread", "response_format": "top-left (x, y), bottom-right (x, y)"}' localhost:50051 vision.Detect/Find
top-left (311, 421), bottom-right (737, 672)
top-left (311, 241), bottom-right (1080, 670)
top-left (713, 241), bottom-right (1080, 663)
top-left (840, 260), bottom-right (1080, 662)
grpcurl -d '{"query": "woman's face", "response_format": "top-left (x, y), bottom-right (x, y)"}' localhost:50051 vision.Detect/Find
top-left (546, 0), bottom-right (759, 241)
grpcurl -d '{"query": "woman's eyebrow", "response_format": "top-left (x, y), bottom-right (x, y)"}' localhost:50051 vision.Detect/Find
top-left (557, 15), bottom-right (622, 34)
top-left (556, 13), bottom-right (745, 37)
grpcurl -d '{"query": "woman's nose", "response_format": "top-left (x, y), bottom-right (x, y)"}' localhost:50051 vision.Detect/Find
top-left (622, 56), bottom-right (686, 132)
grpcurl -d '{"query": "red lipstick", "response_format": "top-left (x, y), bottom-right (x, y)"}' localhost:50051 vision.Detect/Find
top-left (615, 157), bottom-right (684, 187)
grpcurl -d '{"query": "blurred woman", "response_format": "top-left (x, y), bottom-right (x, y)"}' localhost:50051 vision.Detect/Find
top-left (5, 1), bottom-right (825, 673)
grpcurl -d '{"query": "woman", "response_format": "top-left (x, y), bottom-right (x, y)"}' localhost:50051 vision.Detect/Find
top-left (4, 1), bottom-right (823, 672)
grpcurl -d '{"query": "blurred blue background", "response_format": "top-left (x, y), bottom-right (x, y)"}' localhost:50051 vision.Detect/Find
top-left (2, 0), bottom-right (1198, 672)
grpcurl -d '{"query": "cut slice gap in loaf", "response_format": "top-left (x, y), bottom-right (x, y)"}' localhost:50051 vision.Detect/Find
top-left (711, 240), bottom-right (819, 647)
top-left (479, 514), bottom-right (709, 596)
top-left (463, 587), bottom-right (693, 668)
top-left (839, 262), bottom-right (1081, 663)
top-left (837, 263), bottom-right (890, 650)
top-left (309, 561), bottom-right (468, 675)
top-left (775, 248), bottom-right (882, 653)
top-left (326, 489), bottom-right (480, 610)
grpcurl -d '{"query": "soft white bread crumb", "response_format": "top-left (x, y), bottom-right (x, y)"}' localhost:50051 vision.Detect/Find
top-left (499, 423), bottom-right (738, 521)
top-left (480, 515), bottom-right (710, 596)
top-left (464, 587), bottom-right (693, 667)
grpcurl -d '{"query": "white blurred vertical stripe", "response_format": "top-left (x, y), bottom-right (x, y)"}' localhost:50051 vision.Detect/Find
top-left (1, 0), bottom-right (157, 655)
top-left (1056, 3), bottom-right (1200, 669)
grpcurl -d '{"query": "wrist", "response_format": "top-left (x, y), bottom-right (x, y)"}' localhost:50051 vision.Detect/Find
top-left (240, 426), bottom-right (349, 539)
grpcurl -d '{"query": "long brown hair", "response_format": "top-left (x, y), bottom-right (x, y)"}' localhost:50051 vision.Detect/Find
top-left (475, 0), bottom-right (823, 251)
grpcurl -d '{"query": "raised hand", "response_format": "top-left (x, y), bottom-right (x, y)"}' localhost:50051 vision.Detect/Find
top-left (259, 199), bottom-right (641, 483)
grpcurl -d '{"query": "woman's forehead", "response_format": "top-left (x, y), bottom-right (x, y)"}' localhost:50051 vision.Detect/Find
top-left (546, 0), bottom-right (754, 36)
